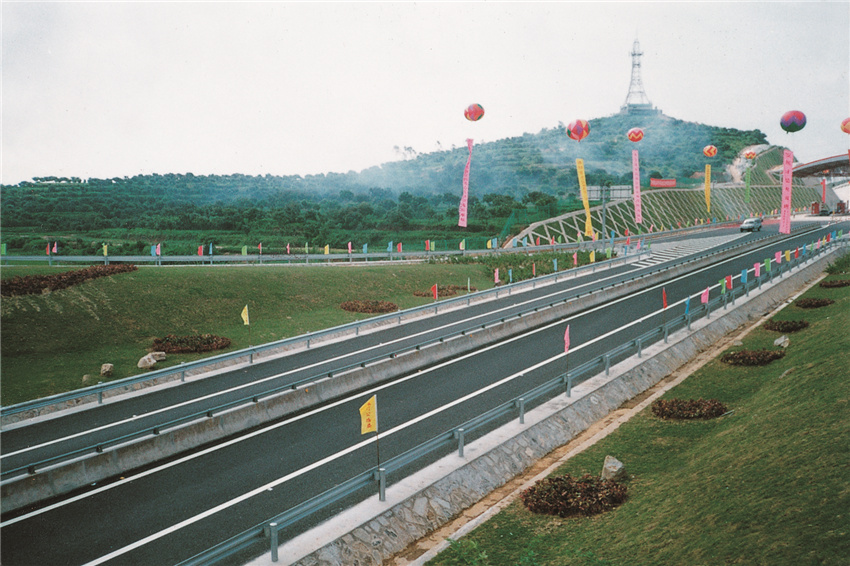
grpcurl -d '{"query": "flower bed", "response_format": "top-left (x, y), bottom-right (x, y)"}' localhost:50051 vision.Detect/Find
top-left (720, 349), bottom-right (785, 366)
top-left (521, 474), bottom-right (627, 518)
top-left (1, 264), bottom-right (138, 296)
top-left (151, 334), bottom-right (232, 354)
top-left (651, 398), bottom-right (728, 420)
top-left (412, 284), bottom-right (477, 298)
top-left (339, 300), bottom-right (398, 314)
top-left (818, 279), bottom-right (850, 289)
top-left (763, 319), bottom-right (809, 333)
top-left (794, 297), bottom-right (834, 309)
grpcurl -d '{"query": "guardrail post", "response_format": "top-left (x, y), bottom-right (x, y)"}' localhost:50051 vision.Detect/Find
top-left (98, 382), bottom-right (103, 404)
top-left (456, 428), bottom-right (465, 457)
top-left (518, 398), bottom-right (525, 424)
top-left (250, 350), bottom-right (254, 364)
top-left (663, 325), bottom-right (669, 343)
top-left (378, 468), bottom-right (387, 502)
top-left (269, 523), bottom-right (279, 562)
top-left (637, 338), bottom-right (642, 358)
top-left (686, 313), bottom-right (692, 331)
top-left (604, 354), bottom-right (610, 375)
top-left (566, 373), bottom-right (572, 397)
top-left (723, 294), bottom-right (728, 310)
top-left (180, 362), bottom-right (186, 382)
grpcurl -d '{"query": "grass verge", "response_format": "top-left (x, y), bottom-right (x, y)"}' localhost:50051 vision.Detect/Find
top-left (429, 252), bottom-right (850, 566)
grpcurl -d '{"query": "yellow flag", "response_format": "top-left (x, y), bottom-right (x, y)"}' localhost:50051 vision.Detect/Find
top-left (785, 250), bottom-right (790, 262)
top-left (577, 159), bottom-right (593, 236)
top-left (241, 245), bottom-right (248, 256)
top-left (486, 239), bottom-right (492, 249)
top-left (324, 244), bottom-right (330, 255)
top-left (359, 395), bottom-right (377, 434)
top-left (705, 164), bottom-right (711, 213)
top-left (241, 305), bottom-right (249, 326)
top-left (590, 250), bottom-right (596, 263)
top-left (102, 244), bottom-right (108, 257)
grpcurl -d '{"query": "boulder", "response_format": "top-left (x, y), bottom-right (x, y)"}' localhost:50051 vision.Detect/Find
top-left (601, 455), bottom-right (626, 481)
top-left (151, 351), bottom-right (167, 362)
top-left (773, 335), bottom-right (790, 348)
top-left (82, 374), bottom-right (91, 385)
top-left (100, 363), bottom-right (114, 377)
top-left (137, 353), bottom-right (157, 369)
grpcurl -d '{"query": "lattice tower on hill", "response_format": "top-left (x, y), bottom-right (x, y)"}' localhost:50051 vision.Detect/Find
top-left (620, 38), bottom-right (660, 116)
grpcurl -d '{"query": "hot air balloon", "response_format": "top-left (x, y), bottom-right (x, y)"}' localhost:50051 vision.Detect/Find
top-left (745, 151), bottom-right (756, 159)
top-left (841, 117), bottom-right (850, 134)
top-left (703, 145), bottom-right (718, 158)
top-left (464, 103), bottom-right (485, 122)
top-left (568, 119), bottom-right (590, 142)
top-left (626, 127), bottom-right (644, 142)
top-left (780, 110), bottom-right (806, 133)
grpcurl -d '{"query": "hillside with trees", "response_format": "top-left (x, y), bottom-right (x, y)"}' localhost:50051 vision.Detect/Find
top-left (1, 112), bottom-right (768, 253)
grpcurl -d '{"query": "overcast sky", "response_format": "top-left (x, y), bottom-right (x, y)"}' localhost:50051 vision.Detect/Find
top-left (2, 1), bottom-right (848, 185)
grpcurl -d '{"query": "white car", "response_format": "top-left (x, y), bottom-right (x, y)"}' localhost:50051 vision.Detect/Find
top-left (740, 217), bottom-right (762, 232)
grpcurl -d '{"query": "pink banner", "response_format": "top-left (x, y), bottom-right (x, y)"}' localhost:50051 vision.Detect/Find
top-left (775, 251), bottom-right (781, 264)
top-left (632, 150), bottom-right (642, 224)
top-left (754, 262), bottom-right (761, 277)
top-left (458, 138), bottom-right (473, 227)
top-left (650, 178), bottom-right (677, 188)
top-left (780, 150), bottom-right (793, 234)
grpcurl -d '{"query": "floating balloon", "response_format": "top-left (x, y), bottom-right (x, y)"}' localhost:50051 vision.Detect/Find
top-left (568, 119), bottom-right (590, 142)
top-left (744, 151), bottom-right (756, 159)
top-left (627, 128), bottom-right (644, 142)
top-left (780, 110), bottom-right (806, 133)
top-left (841, 117), bottom-right (850, 134)
top-left (464, 103), bottom-right (485, 122)
top-left (703, 145), bottom-right (718, 158)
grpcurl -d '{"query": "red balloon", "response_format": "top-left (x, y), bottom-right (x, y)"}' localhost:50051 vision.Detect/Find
top-left (464, 103), bottom-right (485, 122)
top-left (627, 128), bottom-right (644, 142)
top-left (568, 119), bottom-right (590, 142)
top-left (703, 145), bottom-right (718, 158)
top-left (744, 151), bottom-right (756, 159)
top-left (841, 117), bottom-right (850, 134)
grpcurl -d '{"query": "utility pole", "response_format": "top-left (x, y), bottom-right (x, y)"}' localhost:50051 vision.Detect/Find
top-left (600, 181), bottom-right (610, 243)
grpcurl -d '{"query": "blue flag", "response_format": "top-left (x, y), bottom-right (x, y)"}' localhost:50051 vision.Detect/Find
top-left (151, 245), bottom-right (157, 257)
top-left (508, 269), bottom-right (513, 283)
top-left (512, 237), bottom-right (517, 247)
top-left (363, 243), bottom-right (368, 254)
top-left (741, 268), bottom-right (748, 284)
top-left (387, 241), bottom-right (393, 252)
top-left (209, 243), bottom-right (213, 255)
top-left (685, 295), bottom-right (690, 316)
top-left (553, 259), bottom-right (558, 272)
top-left (610, 230), bottom-right (615, 248)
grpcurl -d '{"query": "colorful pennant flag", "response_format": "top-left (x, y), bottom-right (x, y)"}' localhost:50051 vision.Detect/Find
top-left (720, 279), bottom-right (726, 294)
top-left (564, 325), bottom-right (570, 353)
top-left (348, 241), bottom-right (352, 254)
top-left (431, 283), bottom-right (438, 300)
top-left (198, 245), bottom-right (204, 256)
top-left (397, 242), bottom-right (402, 253)
top-left (241, 305), bottom-right (250, 325)
top-left (754, 262), bottom-right (761, 277)
top-left (495, 268), bottom-right (499, 283)
top-left (577, 158), bottom-right (592, 236)
top-left (324, 244), bottom-right (330, 255)
top-left (458, 139), bottom-right (473, 227)
top-left (705, 164), bottom-right (711, 213)
top-left (363, 243), bottom-right (368, 254)
top-left (701, 287), bottom-right (710, 304)
top-left (685, 295), bottom-right (690, 315)
top-left (726, 275), bottom-right (732, 290)
top-left (103, 244), bottom-right (108, 257)
top-left (662, 287), bottom-right (668, 309)
top-left (779, 149), bottom-right (793, 234)
top-left (741, 269), bottom-right (748, 284)
top-left (359, 395), bottom-right (378, 434)
top-left (242, 245), bottom-right (248, 256)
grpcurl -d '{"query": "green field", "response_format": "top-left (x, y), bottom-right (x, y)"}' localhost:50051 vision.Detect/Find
top-left (429, 255), bottom-right (850, 566)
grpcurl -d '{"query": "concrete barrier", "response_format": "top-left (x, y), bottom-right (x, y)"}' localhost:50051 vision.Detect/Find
top-left (0, 236), bottom-right (830, 512)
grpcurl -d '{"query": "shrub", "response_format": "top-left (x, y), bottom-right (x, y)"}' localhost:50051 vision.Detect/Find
top-left (819, 279), bottom-right (850, 289)
top-left (152, 334), bottom-right (231, 354)
top-left (0, 264), bottom-right (138, 296)
top-left (794, 297), bottom-right (834, 309)
top-left (720, 349), bottom-right (785, 366)
top-left (763, 319), bottom-right (809, 333)
top-left (521, 474), bottom-right (628, 518)
top-left (339, 300), bottom-right (398, 313)
top-left (651, 398), bottom-right (728, 420)
top-left (412, 284), bottom-right (477, 298)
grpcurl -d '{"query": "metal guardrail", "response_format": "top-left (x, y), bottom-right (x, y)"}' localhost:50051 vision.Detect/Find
top-left (2, 222), bottom-right (821, 420)
top-left (1, 224), bottom-right (829, 479)
top-left (174, 233), bottom-right (847, 566)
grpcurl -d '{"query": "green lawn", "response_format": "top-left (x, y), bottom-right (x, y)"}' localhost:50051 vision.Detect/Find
top-left (0, 263), bottom-right (494, 405)
top-left (430, 255), bottom-right (850, 566)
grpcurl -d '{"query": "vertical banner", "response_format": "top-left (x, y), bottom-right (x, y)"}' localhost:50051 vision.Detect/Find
top-left (577, 159), bottom-right (592, 236)
top-left (632, 150), bottom-right (643, 224)
top-left (704, 164), bottom-right (711, 213)
top-left (494, 268), bottom-right (499, 283)
top-left (745, 166), bottom-right (751, 203)
top-left (359, 395), bottom-right (378, 435)
top-left (458, 138), bottom-right (473, 227)
top-left (822, 178), bottom-right (826, 204)
top-left (779, 149), bottom-right (793, 234)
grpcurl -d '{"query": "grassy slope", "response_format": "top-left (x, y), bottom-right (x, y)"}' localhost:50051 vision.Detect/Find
top-left (0, 263), bottom-right (493, 405)
top-left (430, 258), bottom-right (850, 566)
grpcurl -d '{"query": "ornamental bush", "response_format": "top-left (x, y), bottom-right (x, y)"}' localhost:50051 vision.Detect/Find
top-left (720, 349), bottom-right (785, 366)
top-left (521, 474), bottom-right (628, 518)
top-left (151, 334), bottom-right (231, 354)
top-left (1, 264), bottom-right (138, 296)
top-left (651, 398), bottom-right (728, 420)
top-left (819, 279), bottom-right (850, 289)
top-left (763, 319), bottom-right (809, 333)
top-left (339, 300), bottom-right (398, 314)
top-left (412, 284), bottom-right (477, 298)
top-left (795, 297), bottom-right (834, 309)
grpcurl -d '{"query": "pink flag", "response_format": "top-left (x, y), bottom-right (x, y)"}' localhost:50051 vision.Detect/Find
top-left (46, 243), bottom-right (50, 256)
top-left (458, 138), bottom-right (473, 227)
top-left (550, 236), bottom-right (555, 245)
top-left (198, 245), bottom-right (203, 256)
top-left (397, 242), bottom-right (402, 253)
top-left (52, 242), bottom-right (58, 253)
top-left (258, 243), bottom-right (263, 253)
top-left (632, 149), bottom-right (643, 224)
top-left (495, 268), bottom-right (499, 283)
top-left (726, 275), bottom-right (732, 290)
top-left (780, 150), bottom-right (793, 234)
top-left (816, 239), bottom-right (821, 250)
top-left (754, 262), bottom-right (761, 277)
top-left (286, 243), bottom-right (290, 254)
top-left (532, 263), bottom-right (536, 276)
top-left (775, 251), bottom-right (781, 264)
top-left (662, 287), bottom-right (667, 309)
top-left (564, 325), bottom-right (570, 353)
top-left (536, 237), bottom-right (540, 246)
top-left (626, 236), bottom-right (631, 245)
top-left (156, 243), bottom-right (161, 256)
top-left (572, 252), bottom-right (578, 266)
top-left (347, 241), bottom-right (352, 254)
top-left (701, 287), bottom-right (710, 304)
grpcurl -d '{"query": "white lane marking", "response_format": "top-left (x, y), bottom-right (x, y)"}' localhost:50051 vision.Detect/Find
top-left (2, 253), bottom-right (648, 459)
top-left (3, 230), bottom-right (804, 535)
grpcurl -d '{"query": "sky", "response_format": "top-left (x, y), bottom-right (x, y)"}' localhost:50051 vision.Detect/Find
top-left (2, 1), bottom-right (848, 185)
